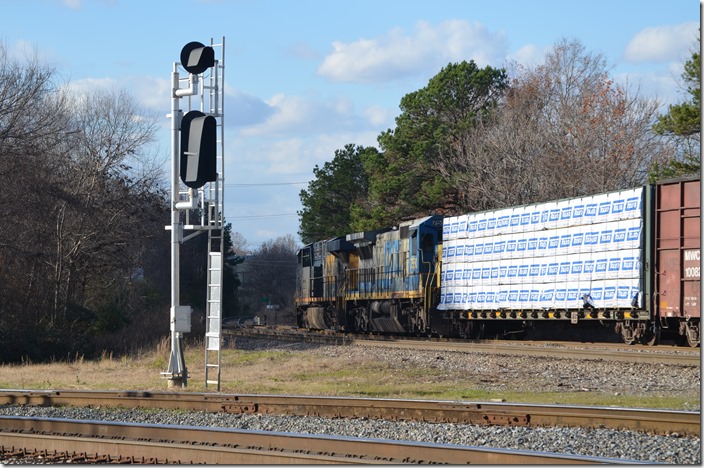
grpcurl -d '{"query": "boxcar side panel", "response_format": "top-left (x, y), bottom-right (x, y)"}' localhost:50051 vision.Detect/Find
top-left (655, 178), bottom-right (701, 319)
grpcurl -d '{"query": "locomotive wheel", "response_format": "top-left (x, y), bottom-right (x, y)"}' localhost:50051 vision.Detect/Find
top-left (413, 320), bottom-right (424, 336)
top-left (354, 311), bottom-right (369, 332)
top-left (324, 306), bottom-right (336, 329)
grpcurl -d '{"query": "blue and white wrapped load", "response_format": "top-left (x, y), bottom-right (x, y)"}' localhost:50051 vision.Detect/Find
top-left (438, 187), bottom-right (644, 311)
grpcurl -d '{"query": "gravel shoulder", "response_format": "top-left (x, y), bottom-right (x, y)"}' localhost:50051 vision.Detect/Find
top-left (234, 337), bottom-right (701, 410)
top-left (0, 338), bottom-right (700, 464)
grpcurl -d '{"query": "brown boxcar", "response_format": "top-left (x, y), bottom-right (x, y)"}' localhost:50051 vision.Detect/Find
top-left (654, 176), bottom-right (701, 346)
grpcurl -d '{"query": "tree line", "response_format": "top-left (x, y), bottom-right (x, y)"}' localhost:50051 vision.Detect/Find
top-left (0, 46), bottom-right (212, 361)
top-left (298, 38), bottom-right (701, 244)
top-left (0, 44), bottom-right (295, 362)
top-left (1, 36), bottom-right (698, 361)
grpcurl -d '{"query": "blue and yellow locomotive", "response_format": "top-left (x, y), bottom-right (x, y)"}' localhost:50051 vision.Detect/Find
top-left (295, 215), bottom-right (443, 334)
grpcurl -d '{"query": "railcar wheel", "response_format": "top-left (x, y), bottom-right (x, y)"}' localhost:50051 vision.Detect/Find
top-left (684, 322), bottom-right (700, 348)
top-left (616, 321), bottom-right (638, 345)
top-left (642, 327), bottom-right (659, 346)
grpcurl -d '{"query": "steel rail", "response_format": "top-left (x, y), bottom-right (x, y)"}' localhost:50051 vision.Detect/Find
top-left (352, 338), bottom-right (702, 366)
top-left (0, 389), bottom-right (698, 436)
top-left (0, 416), bottom-right (642, 464)
top-left (225, 327), bottom-right (701, 366)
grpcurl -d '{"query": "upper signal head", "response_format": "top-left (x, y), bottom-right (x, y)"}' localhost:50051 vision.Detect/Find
top-left (180, 41), bottom-right (215, 75)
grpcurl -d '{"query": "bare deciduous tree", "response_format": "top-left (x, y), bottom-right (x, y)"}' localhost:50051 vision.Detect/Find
top-left (241, 235), bottom-right (299, 324)
top-left (45, 89), bottom-right (163, 323)
top-left (436, 38), bottom-right (674, 213)
top-left (0, 44), bottom-right (170, 360)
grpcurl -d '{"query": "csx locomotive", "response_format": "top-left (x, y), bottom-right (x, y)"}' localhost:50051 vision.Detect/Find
top-left (294, 176), bottom-right (701, 346)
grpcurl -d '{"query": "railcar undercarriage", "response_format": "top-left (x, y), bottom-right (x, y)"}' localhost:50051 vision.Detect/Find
top-left (296, 302), bottom-right (700, 347)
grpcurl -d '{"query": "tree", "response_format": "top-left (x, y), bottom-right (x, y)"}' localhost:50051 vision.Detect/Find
top-left (650, 38), bottom-right (700, 180)
top-left (221, 224), bottom-right (244, 318)
top-left (44, 88), bottom-right (163, 326)
top-left (229, 231), bottom-right (250, 256)
top-left (0, 45), bottom-right (74, 360)
top-left (436, 38), bottom-right (670, 212)
top-left (298, 144), bottom-right (374, 244)
top-left (240, 235), bottom-right (299, 324)
top-left (364, 61), bottom-right (508, 227)
top-left (0, 45), bottom-right (170, 360)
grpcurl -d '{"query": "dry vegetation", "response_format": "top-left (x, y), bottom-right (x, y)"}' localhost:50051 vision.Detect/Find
top-left (0, 337), bottom-right (699, 412)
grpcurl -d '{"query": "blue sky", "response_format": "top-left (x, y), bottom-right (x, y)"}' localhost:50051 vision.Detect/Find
top-left (2, 0), bottom-right (699, 250)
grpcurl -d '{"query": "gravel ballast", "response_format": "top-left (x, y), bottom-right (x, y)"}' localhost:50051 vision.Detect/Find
top-left (1, 338), bottom-right (700, 464)
top-left (0, 404), bottom-right (699, 464)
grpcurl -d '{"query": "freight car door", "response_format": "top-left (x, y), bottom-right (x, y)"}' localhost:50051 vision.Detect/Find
top-left (655, 178), bottom-right (701, 319)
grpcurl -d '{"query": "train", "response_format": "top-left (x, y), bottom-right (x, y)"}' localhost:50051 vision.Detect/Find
top-left (294, 176), bottom-right (701, 346)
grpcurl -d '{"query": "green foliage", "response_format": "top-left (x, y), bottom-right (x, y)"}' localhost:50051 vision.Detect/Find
top-left (360, 61), bottom-right (508, 228)
top-left (655, 48), bottom-right (700, 137)
top-left (298, 61), bottom-right (508, 238)
top-left (92, 302), bottom-right (129, 334)
top-left (222, 222), bottom-right (244, 316)
top-left (650, 44), bottom-right (700, 180)
top-left (298, 144), bottom-right (375, 243)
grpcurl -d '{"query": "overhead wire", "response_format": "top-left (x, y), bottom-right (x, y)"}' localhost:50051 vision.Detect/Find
top-left (223, 182), bottom-right (303, 218)
top-left (224, 182), bottom-right (308, 187)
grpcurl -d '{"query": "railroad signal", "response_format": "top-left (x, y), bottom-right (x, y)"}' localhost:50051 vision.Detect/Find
top-left (180, 41), bottom-right (215, 75)
top-left (180, 110), bottom-right (217, 189)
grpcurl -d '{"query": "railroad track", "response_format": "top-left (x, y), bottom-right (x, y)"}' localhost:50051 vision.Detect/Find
top-left (0, 389), bottom-right (698, 436)
top-left (0, 415), bottom-right (650, 464)
top-left (225, 326), bottom-right (702, 366)
top-left (1, 389), bottom-right (698, 463)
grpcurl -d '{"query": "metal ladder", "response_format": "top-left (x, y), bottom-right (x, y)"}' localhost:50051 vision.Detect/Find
top-left (202, 37), bottom-right (226, 390)
top-left (205, 249), bottom-right (223, 389)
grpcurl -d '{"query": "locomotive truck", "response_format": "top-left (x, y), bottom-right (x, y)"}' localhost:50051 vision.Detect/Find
top-left (294, 176), bottom-right (700, 346)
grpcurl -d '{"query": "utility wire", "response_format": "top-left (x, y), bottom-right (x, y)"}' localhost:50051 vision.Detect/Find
top-left (226, 213), bottom-right (298, 219)
top-left (224, 182), bottom-right (308, 187)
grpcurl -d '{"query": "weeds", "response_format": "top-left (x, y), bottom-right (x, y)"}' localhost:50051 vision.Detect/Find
top-left (0, 341), bottom-right (697, 411)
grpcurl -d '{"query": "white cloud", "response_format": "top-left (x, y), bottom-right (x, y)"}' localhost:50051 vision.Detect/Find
top-left (65, 76), bottom-right (118, 95)
top-left (131, 76), bottom-right (171, 111)
top-left (226, 89), bottom-right (276, 126)
top-left (239, 92), bottom-right (376, 137)
top-left (225, 129), bottom-right (381, 247)
top-left (60, 0), bottom-right (81, 9)
top-left (241, 93), bottom-right (317, 136)
top-left (317, 19), bottom-right (508, 83)
top-left (231, 129), bottom-right (379, 180)
top-left (509, 44), bottom-right (548, 68)
top-left (364, 105), bottom-right (396, 128)
top-left (259, 137), bottom-right (312, 175)
top-left (6, 39), bottom-right (60, 67)
top-left (613, 70), bottom-right (677, 110)
top-left (624, 22), bottom-right (698, 63)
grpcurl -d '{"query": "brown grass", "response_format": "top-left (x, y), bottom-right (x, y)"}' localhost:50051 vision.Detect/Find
top-left (0, 339), bottom-right (698, 411)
